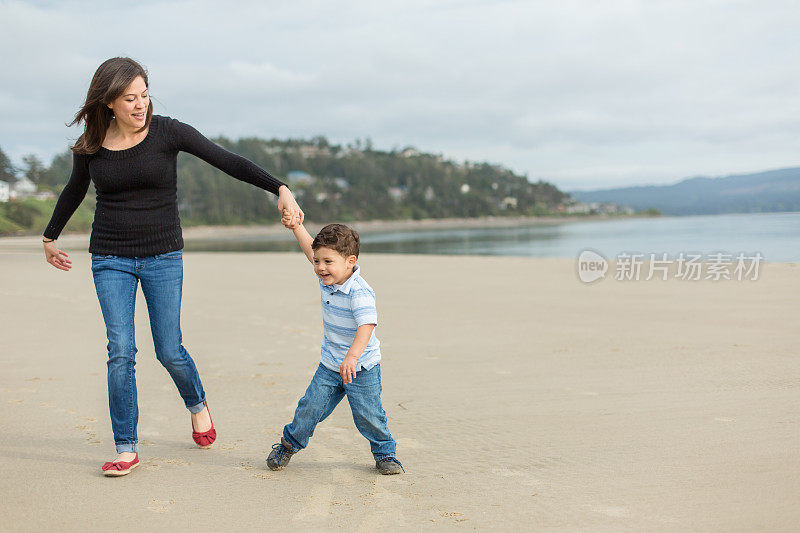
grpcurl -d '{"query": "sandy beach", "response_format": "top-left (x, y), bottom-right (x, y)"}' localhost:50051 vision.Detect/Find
top-left (1, 237), bottom-right (798, 530)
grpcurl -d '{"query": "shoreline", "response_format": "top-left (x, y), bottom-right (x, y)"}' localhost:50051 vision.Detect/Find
top-left (184, 213), bottom-right (632, 238)
top-left (0, 214), bottom-right (636, 249)
top-left (1, 214), bottom-right (794, 263)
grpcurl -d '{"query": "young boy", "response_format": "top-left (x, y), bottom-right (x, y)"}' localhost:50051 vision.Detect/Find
top-left (267, 220), bottom-right (403, 475)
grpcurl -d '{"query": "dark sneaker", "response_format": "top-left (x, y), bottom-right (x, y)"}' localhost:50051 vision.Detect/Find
top-left (375, 457), bottom-right (404, 475)
top-left (267, 438), bottom-right (296, 470)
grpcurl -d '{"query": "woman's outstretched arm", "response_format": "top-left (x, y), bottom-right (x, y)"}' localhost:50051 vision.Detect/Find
top-left (168, 118), bottom-right (303, 225)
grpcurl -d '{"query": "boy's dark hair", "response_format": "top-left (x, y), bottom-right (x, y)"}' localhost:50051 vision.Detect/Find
top-left (312, 223), bottom-right (360, 258)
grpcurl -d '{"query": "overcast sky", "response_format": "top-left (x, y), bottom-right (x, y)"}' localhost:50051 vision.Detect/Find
top-left (1, 0), bottom-right (799, 190)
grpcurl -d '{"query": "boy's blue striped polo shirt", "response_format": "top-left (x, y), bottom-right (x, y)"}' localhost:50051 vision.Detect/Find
top-left (318, 265), bottom-right (381, 373)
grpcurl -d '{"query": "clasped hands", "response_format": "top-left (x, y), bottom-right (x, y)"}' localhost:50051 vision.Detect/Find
top-left (277, 185), bottom-right (304, 229)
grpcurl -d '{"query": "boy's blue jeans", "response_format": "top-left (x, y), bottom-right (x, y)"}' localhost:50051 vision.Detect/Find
top-left (283, 363), bottom-right (397, 461)
top-left (91, 251), bottom-right (206, 454)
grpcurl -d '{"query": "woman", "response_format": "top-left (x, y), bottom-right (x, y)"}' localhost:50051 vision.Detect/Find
top-left (42, 57), bottom-right (303, 476)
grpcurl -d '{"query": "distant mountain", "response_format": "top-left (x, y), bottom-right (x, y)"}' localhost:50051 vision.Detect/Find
top-left (570, 167), bottom-right (800, 215)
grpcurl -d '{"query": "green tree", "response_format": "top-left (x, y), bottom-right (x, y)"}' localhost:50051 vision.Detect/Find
top-left (0, 146), bottom-right (16, 183)
top-left (22, 154), bottom-right (46, 185)
top-left (39, 149), bottom-right (73, 189)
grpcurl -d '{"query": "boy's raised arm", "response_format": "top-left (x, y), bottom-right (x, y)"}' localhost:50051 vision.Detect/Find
top-left (292, 224), bottom-right (315, 263)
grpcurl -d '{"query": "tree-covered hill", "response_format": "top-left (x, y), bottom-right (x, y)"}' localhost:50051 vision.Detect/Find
top-left (177, 136), bottom-right (567, 224)
top-left (2, 137), bottom-right (568, 233)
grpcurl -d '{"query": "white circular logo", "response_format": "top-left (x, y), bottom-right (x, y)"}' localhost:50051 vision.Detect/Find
top-left (577, 249), bottom-right (608, 283)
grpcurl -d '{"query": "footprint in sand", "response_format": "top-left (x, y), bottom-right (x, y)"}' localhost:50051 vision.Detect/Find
top-left (491, 467), bottom-right (524, 477)
top-left (74, 424), bottom-right (102, 445)
top-left (147, 500), bottom-right (175, 513)
top-left (440, 512), bottom-right (469, 522)
top-left (31, 400), bottom-right (103, 445)
top-left (141, 459), bottom-right (161, 470)
top-left (330, 499), bottom-right (353, 510)
top-left (164, 458), bottom-right (192, 466)
top-left (143, 457), bottom-right (192, 470)
top-left (218, 439), bottom-right (244, 451)
top-left (236, 461), bottom-right (255, 471)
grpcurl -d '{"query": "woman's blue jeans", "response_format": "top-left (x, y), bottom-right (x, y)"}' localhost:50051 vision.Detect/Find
top-left (91, 250), bottom-right (206, 453)
top-left (283, 363), bottom-right (397, 461)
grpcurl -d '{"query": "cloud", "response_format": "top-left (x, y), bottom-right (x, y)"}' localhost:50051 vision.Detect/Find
top-left (1, 0), bottom-right (800, 190)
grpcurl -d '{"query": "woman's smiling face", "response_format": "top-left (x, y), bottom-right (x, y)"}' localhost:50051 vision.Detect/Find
top-left (107, 76), bottom-right (149, 130)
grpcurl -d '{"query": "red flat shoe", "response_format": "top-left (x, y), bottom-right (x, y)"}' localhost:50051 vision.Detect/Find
top-left (192, 403), bottom-right (216, 449)
top-left (102, 454), bottom-right (139, 477)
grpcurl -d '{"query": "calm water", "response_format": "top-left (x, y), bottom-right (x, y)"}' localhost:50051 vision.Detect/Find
top-left (183, 212), bottom-right (800, 262)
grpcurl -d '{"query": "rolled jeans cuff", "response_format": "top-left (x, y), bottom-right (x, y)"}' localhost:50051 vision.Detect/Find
top-left (188, 399), bottom-right (207, 414)
top-left (115, 442), bottom-right (139, 453)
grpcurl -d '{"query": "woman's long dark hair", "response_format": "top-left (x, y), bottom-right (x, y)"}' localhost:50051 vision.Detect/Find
top-left (70, 57), bottom-right (153, 154)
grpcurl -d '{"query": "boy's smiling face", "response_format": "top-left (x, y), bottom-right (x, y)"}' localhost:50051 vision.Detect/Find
top-left (313, 246), bottom-right (357, 286)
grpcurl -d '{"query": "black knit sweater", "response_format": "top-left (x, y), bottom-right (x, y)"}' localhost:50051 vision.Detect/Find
top-left (43, 115), bottom-right (285, 257)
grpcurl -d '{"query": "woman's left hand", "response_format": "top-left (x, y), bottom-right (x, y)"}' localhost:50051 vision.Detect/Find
top-left (277, 186), bottom-right (304, 228)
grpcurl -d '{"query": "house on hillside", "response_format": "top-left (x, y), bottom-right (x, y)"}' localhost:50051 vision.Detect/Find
top-left (500, 197), bottom-right (518, 209)
top-left (336, 147), bottom-right (363, 158)
top-left (263, 145), bottom-right (282, 155)
top-left (333, 177), bottom-right (350, 190)
top-left (388, 186), bottom-right (408, 201)
top-left (563, 201), bottom-right (593, 214)
top-left (562, 199), bottom-right (634, 215)
top-left (298, 144), bottom-right (331, 158)
top-left (285, 170), bottom-right (314, 185)
top-left (0, 180), bottom-right (9, 202)
top-left (10, 176), bottom-right (36, 199)
top-left (33, 191), bottom-right (56, 200)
